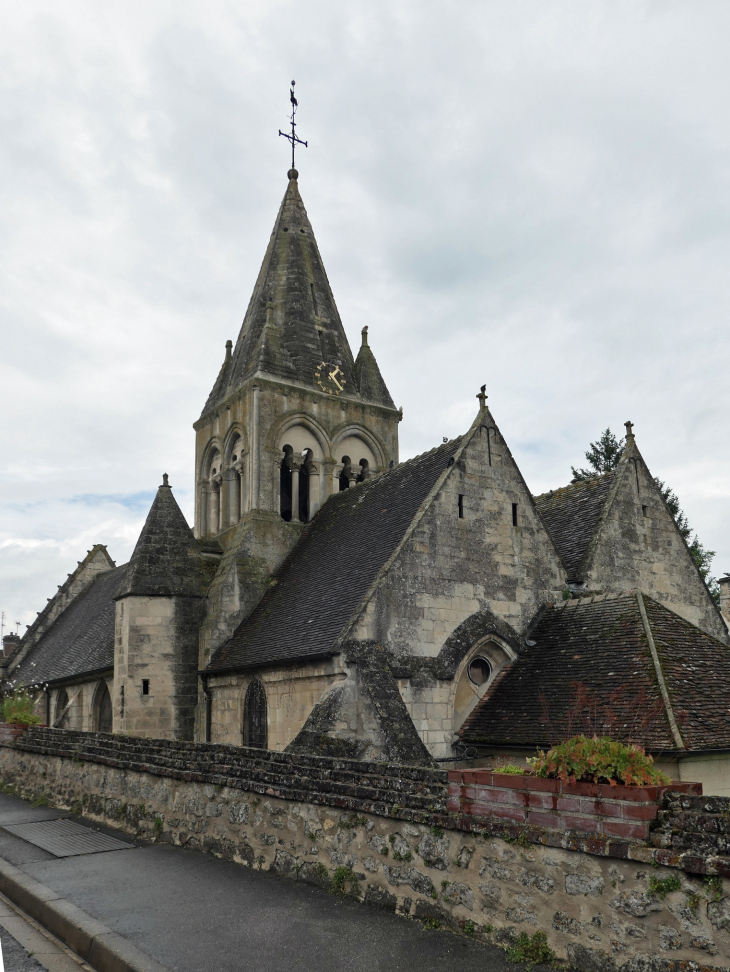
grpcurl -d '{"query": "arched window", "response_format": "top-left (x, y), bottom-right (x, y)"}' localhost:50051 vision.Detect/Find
top-left (207, 448), bottom-right (222, 535)
top-left (357, 458), bottom-right (369, 483)
top-left (55, 688), bottom-right (69, 729)
top-left (339, 455), bottom-right (351, 491)
top-left (453, 640), bottom-right (515, 735)
top-left (280, 445), bottom-right (293, 521)
top-left (243, 678), bottom-right (267, 749)
top-left (93, 681), bottom-right (113, 734)
top-left (228, 434), bottom-right (244, 524)
top-left (299, 449), bottom-right (312, 522)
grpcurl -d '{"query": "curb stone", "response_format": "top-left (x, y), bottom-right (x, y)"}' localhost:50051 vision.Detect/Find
top-left (0, 858), bottom-right (171, 972)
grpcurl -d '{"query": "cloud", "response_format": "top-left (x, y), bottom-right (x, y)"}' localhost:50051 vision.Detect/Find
top-left (1, 1), bottom-right (729, 626)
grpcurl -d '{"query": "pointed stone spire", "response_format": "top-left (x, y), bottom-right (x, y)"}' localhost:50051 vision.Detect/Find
top-left (353, 326), bottom-right (396, 409)
top-left (201, 172), bottom-right (395, 415)
top-left (117, 482), bottom-right (204, 599)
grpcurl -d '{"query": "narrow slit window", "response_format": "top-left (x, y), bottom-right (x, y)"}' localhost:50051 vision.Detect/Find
top-left (512, 503), bottom-right (518, 526)
top-left (142, 679), bottom-right (150, 696)
top-left (458, 495), bottom-right (464, 519)
top-left (642, 505), bottom-right (648, 517)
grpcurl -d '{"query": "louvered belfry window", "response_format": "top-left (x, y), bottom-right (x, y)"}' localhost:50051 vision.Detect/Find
top-left (243, 678), bottom-right (268, 749)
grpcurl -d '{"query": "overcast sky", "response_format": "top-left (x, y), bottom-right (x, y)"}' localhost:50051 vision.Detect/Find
top-left (2, 1), bottom-right (729, 631)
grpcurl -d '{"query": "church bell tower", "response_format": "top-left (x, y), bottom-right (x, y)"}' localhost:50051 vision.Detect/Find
top-left (193, 95), bottom-right (400, 546)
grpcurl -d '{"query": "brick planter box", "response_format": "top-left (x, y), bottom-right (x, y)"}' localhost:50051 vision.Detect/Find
top-left (448, 769), bottom-right (702, 841)
top-left (0, 722), bottom-right (36, 745)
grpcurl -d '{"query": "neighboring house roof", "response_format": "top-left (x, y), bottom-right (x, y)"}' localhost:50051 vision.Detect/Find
top-left (201, 172), bottom-right (395, 418)
top-left (534, 473), bottom-right (615, 580)
top-left (207, 438), bottom-right (462, 673)
top-left (10, 564), bottom-right (130, 689)
top-left (116, 480), bottom-right (204, 600)
top-left (459, 592), bottom-right (730, 753)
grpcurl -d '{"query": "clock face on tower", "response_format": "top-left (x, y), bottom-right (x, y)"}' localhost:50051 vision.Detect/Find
top-left (315, 361), bottom-right (346, 395)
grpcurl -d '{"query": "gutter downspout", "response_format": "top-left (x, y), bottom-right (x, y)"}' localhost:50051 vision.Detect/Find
top-left (636, 592), bottom-right (685, 751)
top-left (200, 673), bottom-right (212, 744)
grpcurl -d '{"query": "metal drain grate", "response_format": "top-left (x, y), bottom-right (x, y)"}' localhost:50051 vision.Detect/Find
top-left (3, 819), bottom-right (133, 857)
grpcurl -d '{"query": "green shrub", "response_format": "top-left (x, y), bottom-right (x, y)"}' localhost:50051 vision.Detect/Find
top-left (2, 690), bottom-right (41, 727)
top-left (528, 734), bottom-right (669, 786)
top-left (330, 866), bottom-right (356, 896)
top-left (649, 874), bottom-right (681, 899)
top-left (507, 930), bottom-right (555, 968)
top-left (423, 917), bottom-right (441, 930)
top-left (705, 876), bottom-right (723, 902)
top-left (495, 764), bottom-right (525, 775)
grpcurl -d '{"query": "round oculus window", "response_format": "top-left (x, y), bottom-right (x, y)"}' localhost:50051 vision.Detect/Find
top-left (467, 657), bottom-right (491, 687)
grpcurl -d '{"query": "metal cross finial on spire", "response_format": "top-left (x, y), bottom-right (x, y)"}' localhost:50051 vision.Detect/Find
top-left (279, 80), bottom-right (308, 174)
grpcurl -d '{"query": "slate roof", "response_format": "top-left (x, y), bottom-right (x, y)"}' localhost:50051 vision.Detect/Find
top-left (459, 593), bottom-right (730, 753)
top-left (207, 439), bottom-right (462, 673)
top-left (202, 172), bottom-right (395, 417)
top-left (116, 482), bottom-right (204, 599)
top-left (534, 473), bottom-right (615, 580)
top-left (10, 565), bottom-right (129, 689)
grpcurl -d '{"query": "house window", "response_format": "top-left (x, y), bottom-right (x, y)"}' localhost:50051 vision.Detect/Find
top-left (243, 678), bottom-right (268, 749)
top-left (467, 657), bottom-right (492, 687)
top-left (142, 679), bottom-right (150, 696)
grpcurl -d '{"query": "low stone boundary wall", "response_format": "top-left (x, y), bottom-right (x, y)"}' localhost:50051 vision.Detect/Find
top-left (448, 769), bottom-right (701, 842)
top-left (2, 731), bottom-right (730, 970)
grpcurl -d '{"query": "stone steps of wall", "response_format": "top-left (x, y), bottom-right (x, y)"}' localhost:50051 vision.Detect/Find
top-left (38, 743), bottom-right (445, 802)
top-left (15, 730), bottom-right (449, 813)
top-left (652, 793), bottom-right (730, 857)
top-left (23, 729), bottom-right (446, 786)
top-left (657, 809), bottom-right (730, 834)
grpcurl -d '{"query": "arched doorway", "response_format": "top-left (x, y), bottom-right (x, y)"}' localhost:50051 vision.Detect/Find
top-left (243, 679), bottom-right (267, 749)
top-left (93, 681), bottom-right (113, 733)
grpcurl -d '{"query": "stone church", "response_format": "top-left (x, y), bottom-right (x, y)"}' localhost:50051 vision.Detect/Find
top-left (4, 166), bottom-right (730, 792)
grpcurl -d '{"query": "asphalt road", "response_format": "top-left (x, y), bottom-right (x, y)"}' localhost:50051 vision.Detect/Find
top-left (0, 792), bottom-right (533, 972)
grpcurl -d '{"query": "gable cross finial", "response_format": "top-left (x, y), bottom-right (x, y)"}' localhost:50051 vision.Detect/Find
top-left (476, 384), bottom-right (488, 408)
top-left (624, 420), bottom-right (635, 439)
top-left (279, 80), bottom-right (308, 175)
top-left (162, 473), bottom-right (169, 487)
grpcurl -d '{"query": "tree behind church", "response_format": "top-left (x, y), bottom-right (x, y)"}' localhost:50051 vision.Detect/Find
top-left (570, 428), bottom-right (719, 605)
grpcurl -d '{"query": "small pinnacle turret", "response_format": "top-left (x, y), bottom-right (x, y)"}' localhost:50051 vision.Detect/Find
top-left (117, 483), bottom-right (203, 599)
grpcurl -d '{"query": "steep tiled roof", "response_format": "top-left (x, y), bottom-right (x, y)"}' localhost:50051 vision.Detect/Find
top-left (460, 593), bottom-right (730, 752)
top-left (116, 482), bottom-right (204, 599)
top-left (534, 473), bottom-right (615, 580)
top-left (207, 439), bottom-right (462, 673)
top-left (10, 565), bottom-right (129, 689)
top-left (202, 172), bottom-right (395, 417)
top-left (644, 596), bottom-right (730, 751)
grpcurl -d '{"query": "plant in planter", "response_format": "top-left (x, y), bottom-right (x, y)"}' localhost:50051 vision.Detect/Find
top-left (528, 734), bottom-right (669, 786)
top-left (2, 690), bottom-right (41, 727)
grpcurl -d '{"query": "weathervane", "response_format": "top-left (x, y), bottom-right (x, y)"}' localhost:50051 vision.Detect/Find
top-left (279, 80), bottom-right (308, 172)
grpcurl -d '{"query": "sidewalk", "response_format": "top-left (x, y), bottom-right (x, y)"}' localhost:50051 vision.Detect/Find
top-left (0, 792), bottom-right (522, 972)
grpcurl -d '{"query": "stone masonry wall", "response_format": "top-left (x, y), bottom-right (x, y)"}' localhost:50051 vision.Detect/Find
top-left (584, 455), bottom-right (727, 643)
top-left (352, 414), bottom-right (566, 663)
top-left (2, 729), bottom-right (730, 970)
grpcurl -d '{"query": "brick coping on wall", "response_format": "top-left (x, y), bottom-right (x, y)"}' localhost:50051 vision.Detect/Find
top-left (5, 726), bottom-right (730, 879)
top-left (448, 768), bottom-right (702, 841)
